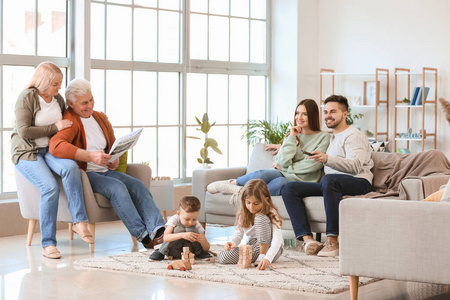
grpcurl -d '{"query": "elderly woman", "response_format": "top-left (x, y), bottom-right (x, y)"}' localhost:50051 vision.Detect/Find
top-left (11, 62), bottom-right (94, 259)
top-left (49, 78), bottom-right (166, 249)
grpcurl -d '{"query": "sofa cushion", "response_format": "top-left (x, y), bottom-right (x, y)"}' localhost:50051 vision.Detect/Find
top-left (246, 143), bottom-right (275, 174)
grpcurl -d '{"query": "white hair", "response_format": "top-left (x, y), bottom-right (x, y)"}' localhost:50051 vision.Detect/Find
top-left (65, 78), bottom-right (92, 104)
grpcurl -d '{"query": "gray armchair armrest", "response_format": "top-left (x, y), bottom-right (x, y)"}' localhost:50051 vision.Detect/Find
top-left (192, 167), bottom-right (246, 223)
top-left (340, 198), bottom-right (450, 285)
top-left (400, 175), bottom-right (450, 200)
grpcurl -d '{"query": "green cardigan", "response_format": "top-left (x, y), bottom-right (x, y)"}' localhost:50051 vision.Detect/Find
top-left (11, 88), bottom-right (66, 164)
top-left (275, 131), bottom-right (330, 183)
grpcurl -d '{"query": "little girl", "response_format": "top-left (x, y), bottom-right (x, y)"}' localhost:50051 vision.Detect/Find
top-left (218, 179), bottom-right (284, 270)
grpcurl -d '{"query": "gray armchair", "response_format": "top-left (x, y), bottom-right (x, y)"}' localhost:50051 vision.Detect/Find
top-left (339, 198), bottom-right (450, 300)
top-left (16, 163), bottom-right (151, 252)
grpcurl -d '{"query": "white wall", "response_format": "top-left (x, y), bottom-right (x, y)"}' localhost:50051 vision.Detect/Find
top-left (270, 0), bottom-right (299, 123)
top-left (296, 0), bottom-right (450, 155)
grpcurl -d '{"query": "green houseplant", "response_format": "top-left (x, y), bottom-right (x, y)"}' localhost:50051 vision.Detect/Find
top-left (187, 113), bottom-right (222, 166)
top-left (242, 119), bottom-right (292, 145)
top-left (346, 107), bottom-right (364, 126)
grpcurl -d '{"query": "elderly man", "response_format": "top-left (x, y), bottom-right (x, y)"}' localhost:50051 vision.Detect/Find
top-left (49, 78), bottom-right (165, 249)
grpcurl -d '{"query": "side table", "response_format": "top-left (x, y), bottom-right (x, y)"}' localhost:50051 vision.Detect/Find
top-left (149, 179), bottom-right (174, 221)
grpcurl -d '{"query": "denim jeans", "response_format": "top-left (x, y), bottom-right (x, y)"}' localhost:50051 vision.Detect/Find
top-left (282, 174), bottom-right (372, 238)
top-left (15, 148), bottom-right (87, 247)
top-left (236, 169), bottom-right (290, 195)
top-left (86, 170), bottom-right (165, 241)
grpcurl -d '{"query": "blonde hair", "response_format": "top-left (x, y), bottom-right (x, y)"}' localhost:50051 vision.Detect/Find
top-left (236, 179), bottom-right (283, 229)
top-left (27, 62), bottom-right (63, 92)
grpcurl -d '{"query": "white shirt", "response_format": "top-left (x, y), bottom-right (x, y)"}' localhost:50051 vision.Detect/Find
top-left (81, 116), bottom-right (108, 173)
top-left (325, 127), bottom-right (374, 183)
top-left (34, 96), bottom-right (62, 148)
top-left (165, 214), bottom-right (205, 234)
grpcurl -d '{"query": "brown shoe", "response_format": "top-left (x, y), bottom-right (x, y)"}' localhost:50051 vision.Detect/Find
top-left (153, 233), bottom-right (164, 247)
top-left (72, 225), bottom-right (95, 244)
top-left (142, 229), bottom-right (165, 249)
top-left (43, 245), bottom-right (61, 259)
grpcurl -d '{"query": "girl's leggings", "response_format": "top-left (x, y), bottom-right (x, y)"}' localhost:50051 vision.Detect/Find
top-left (217, 214), bottom-right (283, 264)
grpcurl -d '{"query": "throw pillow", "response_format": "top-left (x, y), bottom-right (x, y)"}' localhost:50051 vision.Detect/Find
top-left (440, 179), bottom-right (450, 202)
top-left (423, 188), bottom-right (444, 202)
top-left (246, 143), bottom-right (275, 174)
top-left (116, 151), bottom-right (128, 173)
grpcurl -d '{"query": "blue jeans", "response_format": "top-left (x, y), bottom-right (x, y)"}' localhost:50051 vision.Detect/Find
top-left (86, 170), bottom-right (165, 241)
top-left (15, 148), bottom-right (87, 247)
top-left (236, 169), bottom-right (290, 195)
top-left (282, 174), bottom-right (372, 238)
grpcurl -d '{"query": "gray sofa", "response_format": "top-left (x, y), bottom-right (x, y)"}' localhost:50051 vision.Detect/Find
top-left (192, 143), bottom-right (450, 234)
top-left (340, 198), bottom-right (450, 299)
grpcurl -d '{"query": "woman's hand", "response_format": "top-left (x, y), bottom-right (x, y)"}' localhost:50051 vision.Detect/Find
top-left (107, 159), bottom-right (119, 170)
top-left (290, 125), bottom-right (302, 137)
top-left (224, 242), bottom-right (236, 251)
top-left (265, 144), bottom-right (281, 155)
top-left (55, 119), bottom-right (73, 131)
top-left (256, 258), bottom-right (270, 270)
top-left (273, 162), bottom-right (282, 171)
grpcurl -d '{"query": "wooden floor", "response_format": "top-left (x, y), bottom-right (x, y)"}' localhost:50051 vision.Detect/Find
top-left (0, 221), bottom-right (446, 300)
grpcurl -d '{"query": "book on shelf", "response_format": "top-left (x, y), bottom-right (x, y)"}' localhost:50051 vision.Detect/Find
top-left (415, 87), bottom-right (429, 105)
top-left (396, 148), bottom-right (411, 154)
top-left (410, 87), bottom-right (421, 105)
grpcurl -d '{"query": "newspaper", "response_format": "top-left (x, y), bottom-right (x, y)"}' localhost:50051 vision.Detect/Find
top-left (108, 128), bottom-right (143, 162)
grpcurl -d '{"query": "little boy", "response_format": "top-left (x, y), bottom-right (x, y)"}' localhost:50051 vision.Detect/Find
top-left (149, 196), bottom-right (212, 261)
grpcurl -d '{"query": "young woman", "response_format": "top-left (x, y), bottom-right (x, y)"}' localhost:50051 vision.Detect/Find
top-left (218, 179), bottom-right (284, 270)
top-left (12, 62), bottom-right (94, 259)
top-left (232, 99), bottom-right (330, 195)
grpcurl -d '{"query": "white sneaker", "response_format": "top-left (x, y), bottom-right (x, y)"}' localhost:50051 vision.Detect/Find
top-left (317, 240), bottom-right (339, 257)
top-left (301, 239), bottom-right (324, 255)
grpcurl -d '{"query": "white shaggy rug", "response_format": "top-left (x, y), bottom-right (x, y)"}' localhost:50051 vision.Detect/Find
top-left (75, 245), bottom-right (379, 294)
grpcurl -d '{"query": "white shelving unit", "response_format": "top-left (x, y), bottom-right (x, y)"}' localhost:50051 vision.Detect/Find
top-left (319, 68), bottom-right (390, 143)
top-left (394, 68), bottom-right (438, 152)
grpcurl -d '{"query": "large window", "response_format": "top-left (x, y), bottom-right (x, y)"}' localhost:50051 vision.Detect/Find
top-left (90, 0), bottom-right (269, 181)
top-left (0, 0), bottom-right (269, 197)
top-left (0, 0), bottom-right (69, 198)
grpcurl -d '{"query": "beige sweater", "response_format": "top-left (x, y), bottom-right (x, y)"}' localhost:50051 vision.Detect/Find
top-left (11, 88), bottom-right (65, 164)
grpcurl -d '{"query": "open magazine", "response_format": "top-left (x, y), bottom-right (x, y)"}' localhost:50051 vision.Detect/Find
top-left (108, 128), bottom-right (143, 162)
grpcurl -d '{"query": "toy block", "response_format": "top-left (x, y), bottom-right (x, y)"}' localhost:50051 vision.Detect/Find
top-left (237, 245), bottom-right (252, 269)
top-left (168, 256), bottom-right (173, 260)
top-left (210, 257), bottom-right (215, 263)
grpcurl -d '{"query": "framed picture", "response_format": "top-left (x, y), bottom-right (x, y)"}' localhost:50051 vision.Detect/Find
top-left (363, 81), bottom-right (379, 106)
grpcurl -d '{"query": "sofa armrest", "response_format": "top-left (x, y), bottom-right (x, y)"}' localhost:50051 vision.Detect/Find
top-left (400, 175), bottom-right (450, 200)
top-left (340, 198), bottom-right (450, 285)
top-left (126, 163), bottom-right (152, 189)
top-left (192, 167), bottom-right (247, 223)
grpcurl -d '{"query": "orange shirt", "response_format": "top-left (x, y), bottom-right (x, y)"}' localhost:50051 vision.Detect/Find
top-left (49, 108), bottom-right (115, 171)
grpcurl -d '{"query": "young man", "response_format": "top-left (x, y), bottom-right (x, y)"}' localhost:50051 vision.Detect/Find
top-left (49, 78), bottom-right (165, 249)
top-left (149, 195), bottom-right (212, 261)
top-left (282, 95), bottom-right (373, 257)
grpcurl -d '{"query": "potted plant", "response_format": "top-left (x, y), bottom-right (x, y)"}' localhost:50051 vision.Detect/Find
top-left (242, 119), bottom-right (292, 145)
top-left (346, 107), bottom-right (364, 126)
top-left (187, 113), bottom-right (222, 167)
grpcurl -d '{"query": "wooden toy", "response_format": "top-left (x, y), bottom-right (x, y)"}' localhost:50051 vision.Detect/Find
top-left (168, 256), bottom-right (173, 260)
top-left (181, 247), bottom-right (195, 265)
top-left (237, 245), bottom-right (252, 269)
top-left (167, 260), bottom-right (192, 271)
